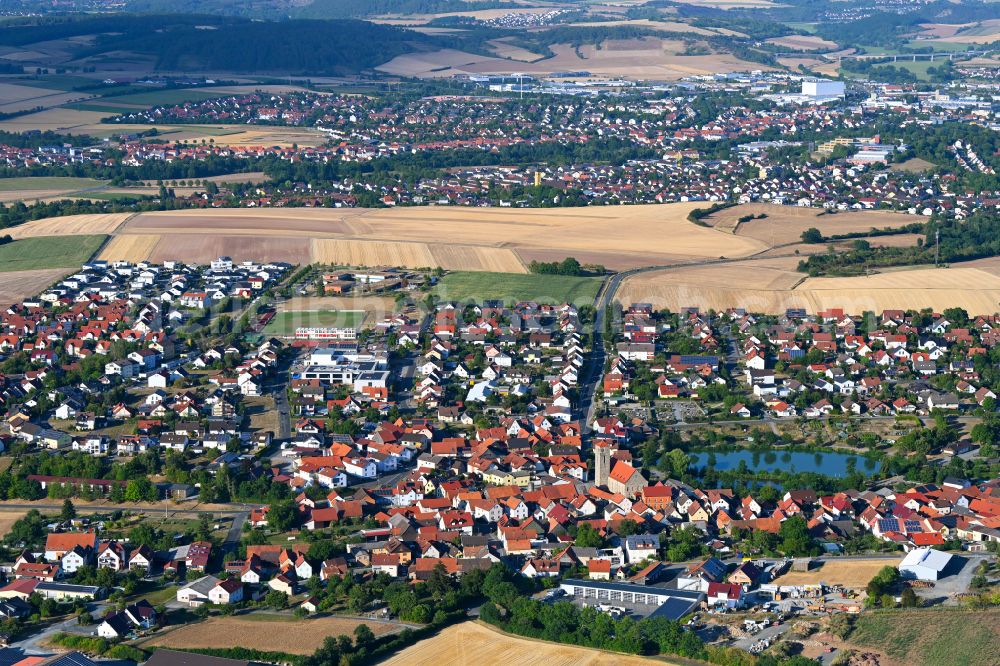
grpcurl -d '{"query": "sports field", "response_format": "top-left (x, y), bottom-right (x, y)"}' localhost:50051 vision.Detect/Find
top-left (262, 310), bottom-right (366, 336)
top-left (434, 271), bottom-right (602, 306)
top-left (0, 235), bottom-right (106, 272)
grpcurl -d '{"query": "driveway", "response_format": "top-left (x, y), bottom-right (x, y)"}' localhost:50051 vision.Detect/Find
top-left (9, 599), bottom-right (109, 656)
top-left (729, 622), bottom-right (787, 652)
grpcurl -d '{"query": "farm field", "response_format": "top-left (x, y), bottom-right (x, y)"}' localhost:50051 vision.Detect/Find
top-left (381, 621), bottom-right (670, 666)
top-left (434, 271), bottom-right (602, 306)
top-left (0, 176), bottom-right (105, 191)
top-left (566, 19), bottom-right (734, 36)
top-left (0, 81), bottom-right (94, 113)
top-left (0, 175), bottom-right (108, 202)
top-left (916, 20), bottom-right (1000, 44)
top-left (0, 510), bottom-right (26, 539)
top-left (376, 38), bottom-right (776, 80)
top-left (7, 212), bottom-right (132, 239)
top-left (765, 35), bottom-right (838, 51)
top-left (704, 204), bottom-right (917, 240)
top-left (311, 238), bottom-right (527, 273)
top-left (26, 202), bottom-right (758, 270)
top-left (0, 105), bottom-right (327, 146)
top-left (772, 557), bottom-right (902, 588)
top-left (262, 310), bottom-right (367, 336)
top-left (0, 267), bottom-right (67, 307)
top-left (139, 614), bottom-right (398, 655)
top-left (0, 235), bottom-right (106, 272)
top-left (844, 608), bottom-right (1000, 666)
top-left (616, 255), bottom-right (1000, 314)
top-left (97, 234), bottom-right (162, 263)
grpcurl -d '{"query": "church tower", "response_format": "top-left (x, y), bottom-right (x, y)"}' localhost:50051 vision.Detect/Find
top-left (594, 440), bottom-right (611, 488)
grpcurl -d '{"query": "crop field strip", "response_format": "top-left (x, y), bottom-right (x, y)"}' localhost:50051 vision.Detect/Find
top-left (381, 621), bottom-right (672, 666)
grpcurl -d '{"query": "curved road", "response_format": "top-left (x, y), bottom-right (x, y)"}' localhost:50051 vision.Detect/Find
top-left (576, 243), bottom-right (841, 438)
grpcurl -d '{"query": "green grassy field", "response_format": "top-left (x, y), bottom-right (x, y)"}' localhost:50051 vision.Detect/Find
top-left (108, 89), bottom-right (227, 107)
top-left (0, 176), bottom-right (105, 191)
top-left (847, 608), bottom-right (1000, 666)
top-left (262, 310), bottom-right (366, 336)
top-left (434, 271), bottom-right (602, 306)
top-left (83, 191), bottom-right (154, 202)
top-left (840, 59), bottom-right (939, 81)
top-left (0, 235), bottom-right (107, 272)
top-left (905, 40), bottom-right (976, 52)
top-left (64, 102), bottom-right (140, 113)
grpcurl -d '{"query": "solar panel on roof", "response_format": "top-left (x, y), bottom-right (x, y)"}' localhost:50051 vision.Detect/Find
top-left (679, 355), bottom-right (718, 366)
top-left (878, 518), bottom-right (900, 533)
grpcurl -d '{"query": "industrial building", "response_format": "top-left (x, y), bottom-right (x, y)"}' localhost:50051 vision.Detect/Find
top-left (559, 579), bottom-right (705, 620)
top-left (898, 548), bottom-right (953, 581)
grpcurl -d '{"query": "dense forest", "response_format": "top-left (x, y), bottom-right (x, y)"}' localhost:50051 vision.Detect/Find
top-left (0, 15), bottom-right (435, 75)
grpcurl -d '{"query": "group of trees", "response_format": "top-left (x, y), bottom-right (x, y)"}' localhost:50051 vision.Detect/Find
top-left (865, 565), bottom-right (919, 608)
top-left (527, 257), bottom-right (594, 276)
top-left (479, 562), bottom-right (815, 666)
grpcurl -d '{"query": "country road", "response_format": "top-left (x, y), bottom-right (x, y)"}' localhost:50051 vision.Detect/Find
top-left (575, 244), bottom-right (985, 442)
top-left (0, 501), bottom-right (253, 517)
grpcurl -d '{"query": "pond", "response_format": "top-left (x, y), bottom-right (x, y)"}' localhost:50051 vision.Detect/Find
top-left (690, 449), bottom-right (880, 478)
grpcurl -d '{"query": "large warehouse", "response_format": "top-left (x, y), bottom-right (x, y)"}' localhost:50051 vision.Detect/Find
top-left (898, 548), bottom-right (953, 581)
top-left (559, 579), bottom-right (705, 620)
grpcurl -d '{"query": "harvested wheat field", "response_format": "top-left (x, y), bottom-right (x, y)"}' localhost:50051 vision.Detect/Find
top-left (429, 244), bottom-right (527, 272)
top-left (773, 557), bottom-right (902, 589)
top-left (793, 264), bottom-right (1000, 314)
top-left (8, 213), bottom-right (133, 239)
top-left (381, 622), bottom-right (672, 666)
top-left (567, 19), bottom-right (727, 36)
top-left (146, 235), bottom-right (311, 264)
top-left (706, 204), bottom-right (917, 241)
top-left (0, 107), bottom-right (107, 133)
top-left (0, 268), bottom-right (66, 307)
top-left (98, 234), bottom-right (161, 262)
top-left (617, 258), bottom-right (1000, 314)
top-left (922, 19), bottom-right (1000, 44)
top-left (766, 35), bottom-right (839, 51)
top-left (0, 510), bottom-right (26, 539)
top-left (487, 38), bottom-right (545, 62)
top-left (140, 615), bottom-right (397, 655)
top-left (102, 203), bottom-right (761, 270)
top-left (377, 38), bottom-right (774, 80)
top-left (311, 238), bottom-right (436, 269)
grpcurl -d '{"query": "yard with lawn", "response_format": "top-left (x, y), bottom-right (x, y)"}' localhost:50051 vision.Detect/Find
top-left (434, 271), bottom-right (602, 306)
top-left (0, 235), bottom-right (107, 272)
top-left (262, 310), bottom-right (366, 336)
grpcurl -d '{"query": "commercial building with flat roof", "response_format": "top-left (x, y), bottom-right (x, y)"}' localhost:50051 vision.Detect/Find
top-left (559, 578), bottom-right (704, 620)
